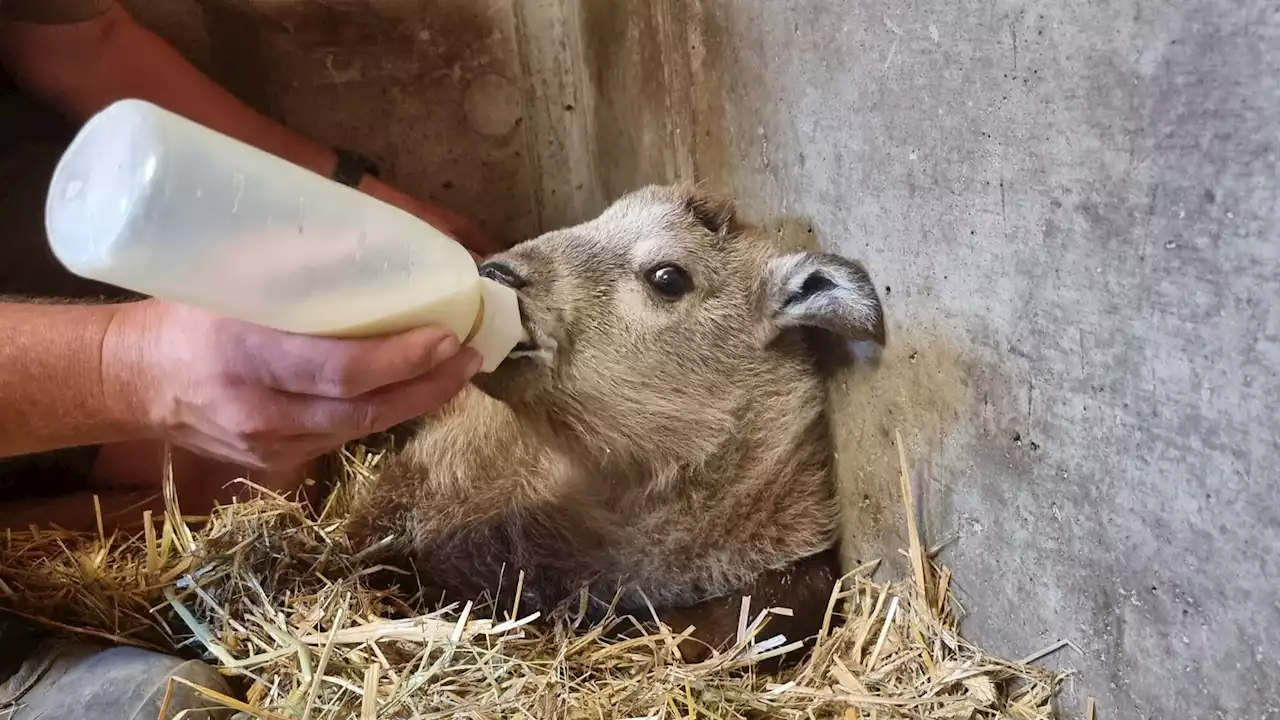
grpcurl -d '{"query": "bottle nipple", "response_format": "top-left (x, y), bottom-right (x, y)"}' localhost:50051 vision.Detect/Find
top-left (466, 278), bottom-right (523, 373)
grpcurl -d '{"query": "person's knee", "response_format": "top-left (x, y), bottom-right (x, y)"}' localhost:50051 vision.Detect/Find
top-left (0, 638), bottom-right (233, 720)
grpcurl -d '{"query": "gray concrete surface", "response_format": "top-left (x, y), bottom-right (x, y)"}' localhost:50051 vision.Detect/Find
top-left (126, 1), bottom-right (1280, 717)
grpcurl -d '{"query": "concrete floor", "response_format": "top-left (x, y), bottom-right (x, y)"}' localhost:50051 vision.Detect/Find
top-left (127, 1), bottom-right (1280, 716)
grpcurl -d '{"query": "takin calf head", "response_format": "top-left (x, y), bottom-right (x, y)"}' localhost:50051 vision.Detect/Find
top-left (346, 184), bottom-right (886, 665)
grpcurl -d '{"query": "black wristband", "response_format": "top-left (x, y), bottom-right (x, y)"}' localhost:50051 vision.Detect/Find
top-left (331, 147), bottom-right (380, 188)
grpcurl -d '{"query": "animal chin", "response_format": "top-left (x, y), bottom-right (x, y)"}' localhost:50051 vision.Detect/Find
top-left (508, 339), bottom-right (540, 358)
top-left (507, 341), bottom-right (556, 366)
top-left (506, 324), bottom-right (557, 366)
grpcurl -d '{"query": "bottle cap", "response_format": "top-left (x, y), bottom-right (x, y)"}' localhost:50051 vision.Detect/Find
top-left (467, 277), bottom-right (523, 373)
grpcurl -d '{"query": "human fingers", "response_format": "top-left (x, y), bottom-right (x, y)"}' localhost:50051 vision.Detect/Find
top-left (232, 323), bottom-right (464, 399)
top-left (282, 347), bottom-right (483, 438)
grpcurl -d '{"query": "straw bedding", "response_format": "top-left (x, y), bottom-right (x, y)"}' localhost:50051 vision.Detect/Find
top-left (0, 439), bottom-right (1077, 719)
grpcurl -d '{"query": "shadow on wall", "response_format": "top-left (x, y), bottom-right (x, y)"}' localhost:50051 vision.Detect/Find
top-left (772, 220), bottom-right (970, 575)
top-left (828, 328), bottom-right (971, 573)
top-left (577, 0), bottom-right (735, 194)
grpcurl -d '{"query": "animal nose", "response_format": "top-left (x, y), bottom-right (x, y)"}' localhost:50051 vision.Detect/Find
top-left (478, 260), bottom-right (527, 290)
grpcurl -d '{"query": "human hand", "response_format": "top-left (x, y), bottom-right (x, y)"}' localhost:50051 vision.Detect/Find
top-left (102, 299), bottom-right (482, 470)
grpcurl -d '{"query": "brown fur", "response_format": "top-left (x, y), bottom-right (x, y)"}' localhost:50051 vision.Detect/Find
top-left (346, 184), bottom-right (886, 662)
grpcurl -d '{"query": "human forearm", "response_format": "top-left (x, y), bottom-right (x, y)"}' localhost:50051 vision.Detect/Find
top-left (0, 302), bottom-right (143, 457)
top-left (0, 4), bottom-right (336, 176)
top-left (0, 2), bottom-right (500, 254)
top-left (0, 292), bottom-right (479, 474)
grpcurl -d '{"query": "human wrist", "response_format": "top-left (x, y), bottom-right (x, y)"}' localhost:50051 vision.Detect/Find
top-left (0, 299), bottom-right (155, 457)
top-left (100, 300), bottom-right (160, 437)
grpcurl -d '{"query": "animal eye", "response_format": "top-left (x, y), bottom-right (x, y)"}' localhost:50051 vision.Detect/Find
top-left (645, 264), bottom-right (692, 300)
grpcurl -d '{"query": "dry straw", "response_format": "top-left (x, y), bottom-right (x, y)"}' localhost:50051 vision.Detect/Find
top-left (1, 436), bottom-right (1076, 719)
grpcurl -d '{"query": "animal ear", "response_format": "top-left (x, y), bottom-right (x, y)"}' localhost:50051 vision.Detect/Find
top-left (763, 252), bottom-right (886, 345)
top-left (674, 185), bottom-right (740, 236)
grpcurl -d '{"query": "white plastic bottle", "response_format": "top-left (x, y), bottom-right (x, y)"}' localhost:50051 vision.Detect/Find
top-left (44, 99), bottom-right (522, 372)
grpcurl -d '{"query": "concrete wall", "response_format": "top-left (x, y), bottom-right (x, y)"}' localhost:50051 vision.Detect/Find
top-left (127, 1), bottom-right (1280, 716)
